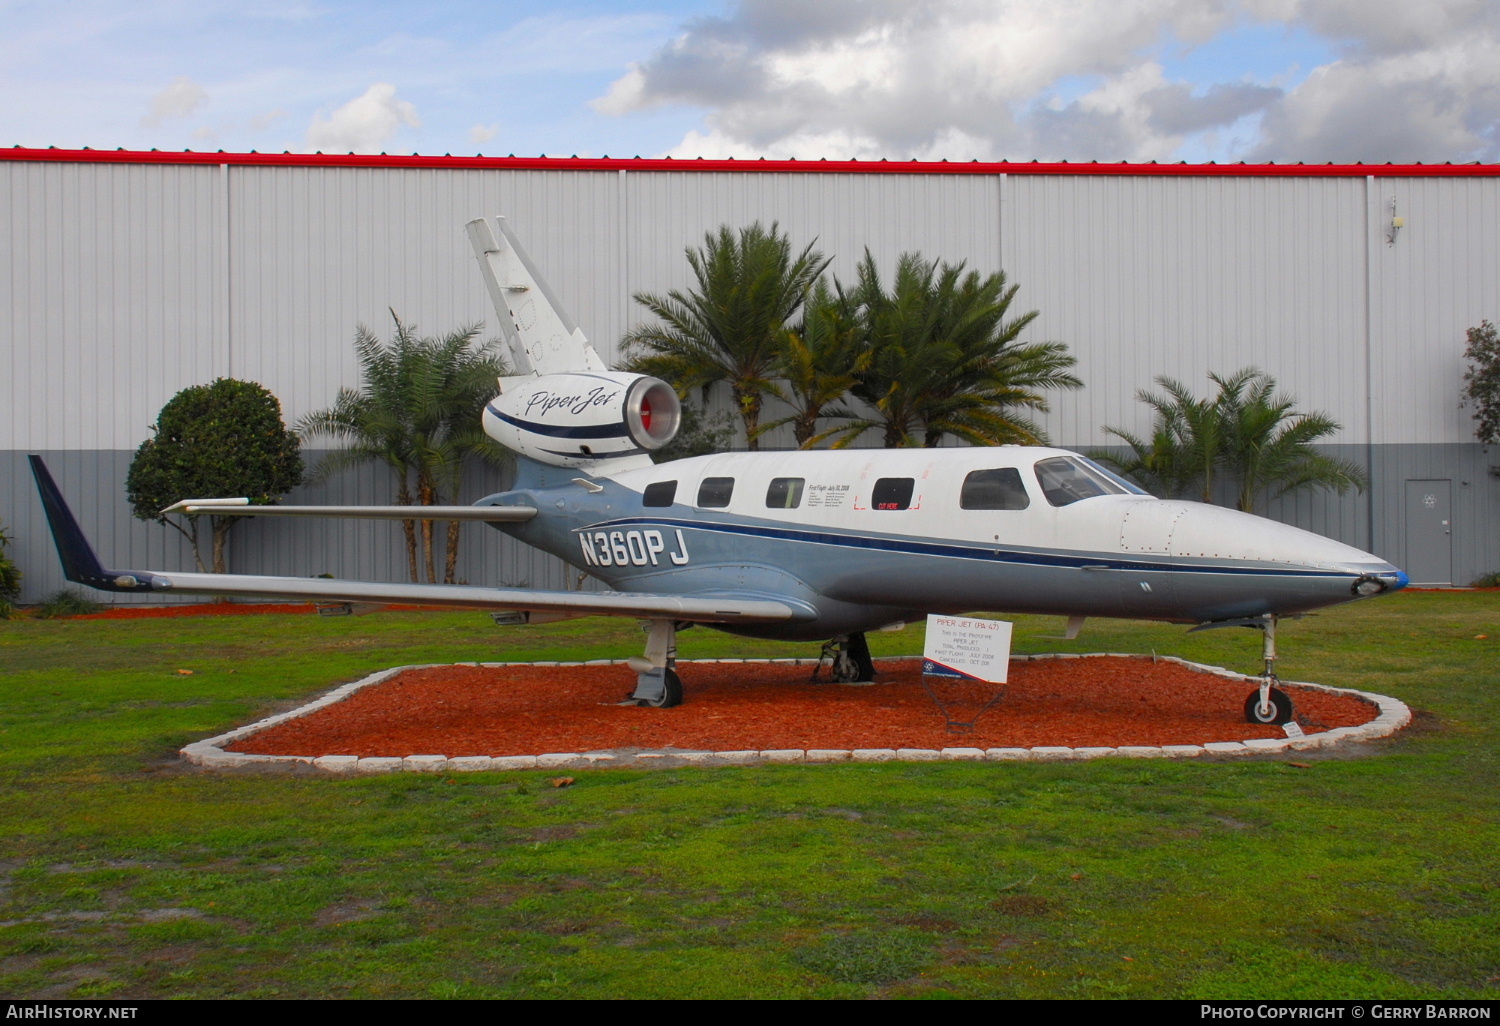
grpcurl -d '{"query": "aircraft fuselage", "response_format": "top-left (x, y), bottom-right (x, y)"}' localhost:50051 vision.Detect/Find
top-left (483, 446), bottom-right (1407, 641)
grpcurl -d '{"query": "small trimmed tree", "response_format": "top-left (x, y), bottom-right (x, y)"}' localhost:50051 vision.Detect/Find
top-left (127, 379), bottom-right (303, 573)
top-left (1461, 321), bottom-right (1500, 471)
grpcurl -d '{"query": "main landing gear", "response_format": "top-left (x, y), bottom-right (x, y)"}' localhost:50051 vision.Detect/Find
top-left (626, 619), bottom-right (683, 708)
top-left (812, 632), bottom-right (876, 684)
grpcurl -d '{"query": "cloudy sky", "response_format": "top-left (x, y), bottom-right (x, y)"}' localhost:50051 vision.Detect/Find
top-left (2, 0), bottom-right (1496, 164)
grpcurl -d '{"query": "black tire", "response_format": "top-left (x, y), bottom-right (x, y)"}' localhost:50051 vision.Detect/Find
top-left (642, 667), bottom-right (683, 709)
top-left (1244, 686), bottom-right (1294, 725)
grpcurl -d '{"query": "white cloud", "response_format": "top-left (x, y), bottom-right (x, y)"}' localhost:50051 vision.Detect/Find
top-left (469, 123), bottom-right (498, 146)
top-left (596, 0), bottom-right (1500, 163)
top-left (305, 83), bottom-right (420, 154)
top-left (142, 76), bottom-right (208, 127)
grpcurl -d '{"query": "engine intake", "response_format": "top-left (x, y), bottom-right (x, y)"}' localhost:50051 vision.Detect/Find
top-left (482, 372), bottom-right (681, 469)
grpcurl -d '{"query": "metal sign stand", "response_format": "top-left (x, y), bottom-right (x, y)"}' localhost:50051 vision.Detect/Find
top-left (919, 672), bottom-right (1008, 733)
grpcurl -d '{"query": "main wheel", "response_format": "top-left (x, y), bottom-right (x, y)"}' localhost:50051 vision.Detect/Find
top-left (1244, 686), bottom-right (1294, 725)
top-left (641, 667), bottom-right (683, 709)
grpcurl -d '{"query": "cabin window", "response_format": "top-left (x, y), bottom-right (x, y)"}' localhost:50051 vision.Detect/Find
top-left (960, 468), bottom-right (1030, 510)
top-left (697, 477), bottom-right (735, 508)
top-left (765, 477), bottom-right (804, 509)
top-left (1034, 456), bottom-right (1130, 507)
top-left (642, 480), bottom-right (677, 507)
top-left (871, 477), bottom-right (915, 510)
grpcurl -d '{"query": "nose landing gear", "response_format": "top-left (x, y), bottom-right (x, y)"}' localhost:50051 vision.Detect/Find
top-left (1189, 613), bottom-right (1297, 726)
top-left (1246, 614), bottom-right (1295, 726)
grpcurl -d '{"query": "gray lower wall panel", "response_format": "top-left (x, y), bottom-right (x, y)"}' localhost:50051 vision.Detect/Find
top-left (5, 443), bottom-right (1496, 605)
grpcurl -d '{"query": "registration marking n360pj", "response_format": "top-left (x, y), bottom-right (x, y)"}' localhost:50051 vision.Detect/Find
top-left (578, 528), bottom-right (689, 567)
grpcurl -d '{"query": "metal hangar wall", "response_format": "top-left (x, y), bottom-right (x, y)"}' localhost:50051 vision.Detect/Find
top-left (2, 148), bottom-right (1497, 601)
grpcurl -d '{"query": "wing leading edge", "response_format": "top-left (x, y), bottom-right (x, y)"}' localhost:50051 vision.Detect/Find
top-left (28, 456), bottom-right (803, 625)
top-left (159, 501), bottom-right (537, 522)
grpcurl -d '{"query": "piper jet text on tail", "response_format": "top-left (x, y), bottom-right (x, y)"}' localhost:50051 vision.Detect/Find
top-left (31, 216), bottom-right (1407, 717)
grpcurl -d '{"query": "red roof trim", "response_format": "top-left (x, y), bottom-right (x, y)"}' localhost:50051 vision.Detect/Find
top-left (3, 146), bottom-right (1498, 177)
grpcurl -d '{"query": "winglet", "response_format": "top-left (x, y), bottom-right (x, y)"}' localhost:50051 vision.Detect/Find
top-left (28, 456), bottom-right (163, 593)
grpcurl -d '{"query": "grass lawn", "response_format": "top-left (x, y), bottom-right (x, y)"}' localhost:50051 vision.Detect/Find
top-left (0, 591), bottom-right (1496, 999)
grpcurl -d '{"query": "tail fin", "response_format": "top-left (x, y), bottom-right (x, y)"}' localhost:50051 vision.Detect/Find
top-left (466, 216), bottom-right (609, 378)
top-left (28, 456), bottom-right (161, 593)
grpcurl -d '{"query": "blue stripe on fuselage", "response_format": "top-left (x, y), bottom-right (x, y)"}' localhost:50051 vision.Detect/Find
top-left (575, 516), bottom-right (1354, 578)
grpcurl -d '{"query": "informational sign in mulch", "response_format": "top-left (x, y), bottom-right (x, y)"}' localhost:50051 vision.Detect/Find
top-left (231, 657), bottom-right (1379, 758)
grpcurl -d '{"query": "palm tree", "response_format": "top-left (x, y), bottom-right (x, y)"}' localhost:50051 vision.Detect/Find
top-left (757, 280), bottom-right (868, 448)
top-left (1097, 371), bottom-right (1252, 501)
top-left (1096, 368), bottom-right (1366, 512)
top-left (1217, 371), bottom-right (1367, 513)
top-left (833, 251), bottom-right (1080, 448)
top-left (624, 223), bottom-right (830, 450)
top-left (298, 315), bottom-right (508, 584)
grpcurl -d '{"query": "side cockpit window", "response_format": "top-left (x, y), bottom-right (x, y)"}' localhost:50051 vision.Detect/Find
top-left (642, 480), bottom-right (677, 507)
top-left (697, 477), bottom-right (735, 508)
top-left (1034, 456), bottom-right (1131, 507)
top-left (960, 468), bottom-right (1030, 510)
top-left (766, 478), bottom-right (804, 509)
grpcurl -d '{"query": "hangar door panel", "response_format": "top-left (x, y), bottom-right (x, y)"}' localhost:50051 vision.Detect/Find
top-left (1404, 480), bottom-right (1452, 586)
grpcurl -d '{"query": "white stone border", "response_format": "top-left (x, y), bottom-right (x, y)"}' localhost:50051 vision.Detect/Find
top-left (180, 654), bottom-right (1412, 773)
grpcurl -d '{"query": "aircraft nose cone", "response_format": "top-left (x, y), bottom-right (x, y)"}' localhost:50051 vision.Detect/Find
top-left (1159, 502), bottom-right (1378, 567)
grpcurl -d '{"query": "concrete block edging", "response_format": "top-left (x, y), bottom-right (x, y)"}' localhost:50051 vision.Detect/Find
top-left (179, 654), bottom-right (1411, 773)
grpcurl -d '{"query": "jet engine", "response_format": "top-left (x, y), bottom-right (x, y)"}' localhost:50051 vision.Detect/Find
top-left (482, 371), bottom-right (681, 469)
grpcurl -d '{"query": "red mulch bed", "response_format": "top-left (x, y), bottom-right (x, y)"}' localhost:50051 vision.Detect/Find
top-left (233, 657), bottom-right (1378, 758)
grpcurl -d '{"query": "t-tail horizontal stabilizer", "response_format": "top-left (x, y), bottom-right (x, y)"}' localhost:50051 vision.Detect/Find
top-left (28, 455), bottom-right (168, 593)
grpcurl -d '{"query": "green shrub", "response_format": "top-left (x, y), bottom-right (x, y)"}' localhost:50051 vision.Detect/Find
top-left (1471, 571), bottom-right (1500, 589)
top-left (0, 519), bottom-right (20, 619)
top-left (34, 589), bottom-right (104, 619)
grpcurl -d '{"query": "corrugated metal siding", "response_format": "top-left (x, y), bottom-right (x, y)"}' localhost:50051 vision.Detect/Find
top-left (1005, 175), bottom-right (1369, 447)
top-left (2, 162), bottom-right (225, 450)
top-left (1369, 176), bottom-right (1500, 446)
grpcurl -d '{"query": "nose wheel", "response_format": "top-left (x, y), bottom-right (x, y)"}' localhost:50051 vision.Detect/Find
top-left (1244, 684), bottom-right (1293, 725)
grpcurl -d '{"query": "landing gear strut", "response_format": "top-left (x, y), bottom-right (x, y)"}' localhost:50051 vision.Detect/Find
top-left (627, 619), bottom-right (683, 708)
top-left (1245, 614), bottom-right (1295, 726)
top-left (812, 632), bottom-right (876, 684)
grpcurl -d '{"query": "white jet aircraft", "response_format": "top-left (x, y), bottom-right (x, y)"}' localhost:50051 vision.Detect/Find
top-left (30, 217), bottom-right (1408, 723)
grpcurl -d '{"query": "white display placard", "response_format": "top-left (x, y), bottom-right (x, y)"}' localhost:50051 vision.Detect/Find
top-left (922, 615), bottom-right (1012, 683)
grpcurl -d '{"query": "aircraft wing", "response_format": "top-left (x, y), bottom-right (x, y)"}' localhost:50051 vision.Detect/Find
top-left (159, 499), bottom-right (537, 522)
top-left (29, 456), bottom-right (800, 626)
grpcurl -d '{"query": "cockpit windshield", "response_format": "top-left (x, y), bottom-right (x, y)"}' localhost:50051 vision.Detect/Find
top-left (1033, 456), bottom-right (1145, 507)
